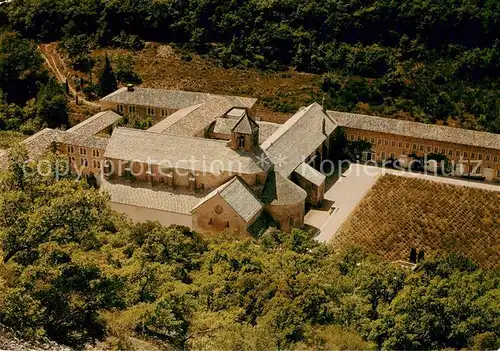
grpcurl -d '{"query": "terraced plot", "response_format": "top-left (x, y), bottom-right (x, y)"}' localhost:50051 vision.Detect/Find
top-left (333, 174), bottom-right (500, 268)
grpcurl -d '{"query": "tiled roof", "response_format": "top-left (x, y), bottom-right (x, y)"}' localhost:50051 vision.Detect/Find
top-left (330, 111), bottom-right (500, 150)
top-left (261, 103), bottom-right (338, 177)
top-left (157, 98), bottom-right (234, 136)
top-left (21, 128), bottom-right (63, 160)
top-left (261, 170), bottom-right (307, 206)
top-left (100, 87), bottom-right (257, 110)
top-left (57, 132), bottom-right (109, 150)
top-left (212, 118), bottom-right (280, 143)
top-left (147, 104), bottom-right (204, 133)
top-left (100, 178), bottom-right (207, 214)
top-left (294, 162), bottom-right (326, 186)
top-left (231, 113), bottom-right (259, 135)
top-left (192, 177), bottom-right (263, 222)
top-left (105, 127), bottom-right (271, 174)
top-left (67, 110), bottom-right (121, 136)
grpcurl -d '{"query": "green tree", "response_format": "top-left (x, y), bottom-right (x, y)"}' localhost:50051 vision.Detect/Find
top-left (97, 53), bottom-right (117, 97)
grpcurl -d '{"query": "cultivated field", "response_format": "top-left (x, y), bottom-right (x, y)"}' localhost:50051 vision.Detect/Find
top-left (332, 174), bottom-right (500, 268)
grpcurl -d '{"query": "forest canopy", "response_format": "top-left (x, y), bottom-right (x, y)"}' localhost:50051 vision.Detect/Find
top-left (1, 0), bottom-right (499, 131)
top-left (0, 151), bottom-right (498, 350)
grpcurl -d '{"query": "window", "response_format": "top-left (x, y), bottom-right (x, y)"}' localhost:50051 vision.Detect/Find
top-left (67, 145), bottom-right (74, 153)
top-left (118, 104), bottom-right (124, 113)
top-left (79, 147), bottom-right (86, 156)
top-left (412, 143), bottom-right (417, 150)
top-left (427, 146), bottom-right (432, 153)
top-left (476, 167), bottom-right (481, 174)
top-left (350, 134), bottom-right (355, 141)
top-left (384, 139), bottom-right (389, 146)
top-left (81, 158), bottom-right (88, 167)
top-left (392, 140), bottom-right (396, 147)
top-left (478, 153), bottom-right (482, 160)
top-left (455, 150), bottom-right (460, 157)
top-left (497, 170), bottom-right (500, 178)
top-left (378, 139), bottom-right (382, 145)
top-left (390, 152), bottom-right (395, 159)
top-left (448, 149), bottom-right (453, 156)
top-left (463, 151), bottom-right (468, 158)
top-left (398, 141), bottom-right (403, 147)
top-left (161, 109), bottom-right (168, 117)
top-left (405, 143), bottom-right (410, 149)
top-left (92, 150), bottom-right (100, 157)
top-left (237, 136), bottom-right (245, 148)
top-left (128, 105), bottom-right (135, 113)
top-left (147, 107), bottom-right (155, 116)
top-left (419, 145), bottom-right (424, 151)
top-left (495, 156), bottom-right (498, 163)
top-left (434, 147), bottom-right (439, 153)
top-left (370, 138), bottom-right (375, 144)
top-left (441, 149), bottom-right (446, 154)
top-left (471, 152), bottom-right (476, 159)
top-left (70, 156), bottom-right (75, 163)
top-left (381, 151), bottom-right (386, 159)
top-left (288, 217), bottom-right (294, 227)
top-left (486, 154), bottom-right (491, 161)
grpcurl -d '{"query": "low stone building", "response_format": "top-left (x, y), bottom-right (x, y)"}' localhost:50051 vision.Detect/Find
top-left (332, 111), bottom-right (500, 181)
top-left (100, 86), bottom-right (258, 121)
top-left (8, 87), bottom-right (500, 237)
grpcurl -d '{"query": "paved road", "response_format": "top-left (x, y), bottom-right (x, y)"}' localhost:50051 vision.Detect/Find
top-left (313, 164), bottom-right (500, 243)
top-left (314, 164), bottom-right (382, 242)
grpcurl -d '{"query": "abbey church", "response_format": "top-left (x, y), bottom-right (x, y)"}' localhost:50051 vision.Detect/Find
top-left (5, 86), bottom-right (500, 236)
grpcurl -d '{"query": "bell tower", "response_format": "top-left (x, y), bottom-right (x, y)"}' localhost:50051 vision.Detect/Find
top-left (230, 110), bottom-right (260, 152)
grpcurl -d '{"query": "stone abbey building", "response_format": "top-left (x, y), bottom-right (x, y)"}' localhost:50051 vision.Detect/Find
top-left (3, 86), bottom-right (500, 235)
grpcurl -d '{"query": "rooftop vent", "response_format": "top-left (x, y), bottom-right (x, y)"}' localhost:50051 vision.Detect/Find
top-left (127, 84), bottom-right (135, 92)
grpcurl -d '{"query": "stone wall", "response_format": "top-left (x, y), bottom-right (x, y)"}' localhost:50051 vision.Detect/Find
top-left (266, 201), bottom-right (305, 232)
top-left (106, 158), bottom-right (266, 191)
top-left (109, 202), bottom-right (192, 227)
top-left (192, 193), bottom-right (259, 235)
top-left (345, 127), bottom-right (500, 179)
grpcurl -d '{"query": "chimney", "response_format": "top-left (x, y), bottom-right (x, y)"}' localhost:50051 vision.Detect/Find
top-left (127, 84), bottom-right (135, 92)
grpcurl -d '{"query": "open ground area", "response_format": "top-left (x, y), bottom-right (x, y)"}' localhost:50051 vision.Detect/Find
top-left (331, 173), bottom-right (500, 268)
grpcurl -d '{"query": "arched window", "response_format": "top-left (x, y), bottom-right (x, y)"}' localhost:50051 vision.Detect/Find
top-left (237, 136), bottom-right (245, 148)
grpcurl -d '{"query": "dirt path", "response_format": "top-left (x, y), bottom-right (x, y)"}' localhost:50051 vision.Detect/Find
top-left (38, 43), bottom-right (100, 109)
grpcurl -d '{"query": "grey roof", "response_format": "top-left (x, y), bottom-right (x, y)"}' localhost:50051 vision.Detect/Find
top-left (21, 128), bottom-right (63, 160)
top-left (147, 103), bottom-right (204, 133)
top-left (331, 111), bottom-right (500, 150)
top-left (100, 87), bottom-right (257, 111)
top-left (261, 170), bottom-right (307, 206)
top-left (192, 177), bottom-right (263, 222)
top-left (155, 98), bottom-right (235, 136)
top-left (67, 110), bottom-right (121, 136)
top-left (57, 132), bottom-right (109, 150)
top-left (212, 118), bottom-right (280, 143)
top-left (105, 127), bottom-right (271, 174)
top-left (100, 178), bottom-right (207, 214)
top-left (231, 113), bottom-right (259, 135)
top-left (261, 103), bottom-right (338, 177)
top-left (294, 162), bottom-right (326, 186)
top-left (226, 108), bottom-right (246, 119)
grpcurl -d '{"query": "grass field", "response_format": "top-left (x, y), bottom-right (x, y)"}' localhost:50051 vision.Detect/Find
top-left (87, 43), bottom-right (323, 123)
top-left (332, 174), bottom-right (500, 268)
top-left (0, 131), bottom-right (25, 150)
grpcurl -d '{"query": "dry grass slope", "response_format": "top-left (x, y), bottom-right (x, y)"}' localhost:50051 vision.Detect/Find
top-left (333, 174), bottom-right (500, 268)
